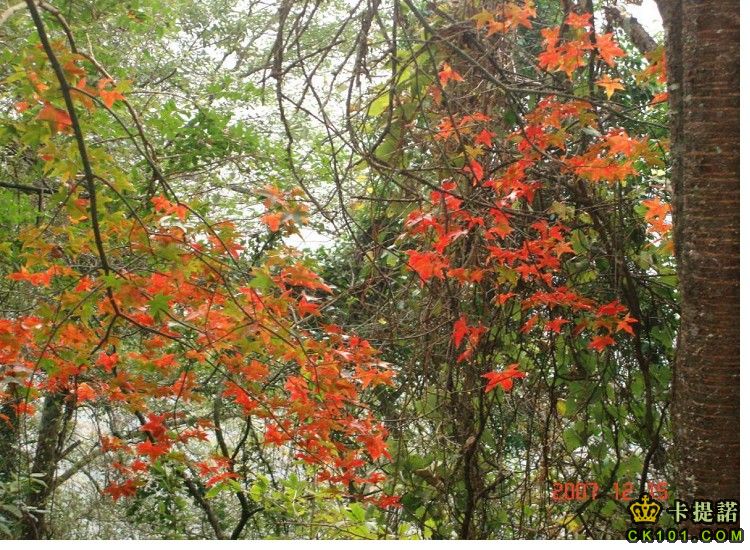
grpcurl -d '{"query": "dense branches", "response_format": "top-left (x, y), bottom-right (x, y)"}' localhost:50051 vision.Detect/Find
top-left (0, 0), bottom-right (686, 541)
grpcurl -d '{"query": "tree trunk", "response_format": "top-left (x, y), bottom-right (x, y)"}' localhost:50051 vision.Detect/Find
top-left (21, 393), bottom-right (65, 539)
top-left (656, 0), bottom-right (739, 520)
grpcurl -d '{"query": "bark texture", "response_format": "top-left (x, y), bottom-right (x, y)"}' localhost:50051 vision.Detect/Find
top-left (21, 393), bottom-right (65, 539)
top-left (656, 0), bottom-right (740, 515)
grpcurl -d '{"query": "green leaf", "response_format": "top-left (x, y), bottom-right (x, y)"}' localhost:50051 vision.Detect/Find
top-left (148, 293), bottom-right (171, 319)
top-left (102, 273), bottom-right (124, 291)
top-left (347, 502), bottom-right (366, 523)
top-left (248, 272), bottom-right (273, 291)
top-left (563, 428), bottom-right (583, 452)
top-left (368, 93), bottom-right (391, 117)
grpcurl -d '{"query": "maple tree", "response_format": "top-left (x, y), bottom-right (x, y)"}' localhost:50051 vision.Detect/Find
top-left (313, 0), bottom-right (674, 539)
top-left (0, 0), bottom-right (398, 539)
top-left (0, 0), bottom-right (686, 541)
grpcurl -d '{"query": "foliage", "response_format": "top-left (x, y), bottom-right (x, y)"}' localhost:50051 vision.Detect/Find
top-left (0, 0), bottom-right (674, 540)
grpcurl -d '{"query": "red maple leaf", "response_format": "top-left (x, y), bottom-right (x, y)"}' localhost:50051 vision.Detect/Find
top-left (297, 295), bottom-right (321, 317)
top-left (495, 292), bottom-right (516, 305)
top-left (264, 423), bottom-right (289, 445)
top-left (371, 494), bottom-right (402, 509)
top-left (206, 471), bottom-right (240, 487)
top-left (597, 300), bottom-right (627, 317)
top-left (136, 440), bottom-right (171, 461)
top-left (152, 353), bottom-right (177, 370)
top-left (588, 334), bottom-right (615, 352)
top-left (474, 128), bottom-right (496, 147)
top-left (464, 159), bottom-right (484, 183)
top-left (405, 250), bottom-right (449, 282)
top-left (521, 314), bottom-right (539, 334)
top-left (75, 277), bottom-right (94, 292)
top-left (453, 315), bottom-right (469, 348)
top-left (360, 433), bottom-right (391, 460)
top-left (140, 413), bottom-right (167, 440)
top-left (433, 229), bottom-right (467, 254)
top-left (482, 363), bottom-right (526, 393)
top-left (545, 317), bottom-right (570, 334)
top-left (104, 480), bottom-right (138, 501)
top-left (96, 352), bottom-right (119, 373)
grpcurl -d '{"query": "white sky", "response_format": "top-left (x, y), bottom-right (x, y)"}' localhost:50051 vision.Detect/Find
top-left (626, 0), bottom-right (663, 36)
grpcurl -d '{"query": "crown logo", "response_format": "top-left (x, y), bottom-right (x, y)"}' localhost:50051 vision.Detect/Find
top-left (628, 493), bottom-right (662, 524)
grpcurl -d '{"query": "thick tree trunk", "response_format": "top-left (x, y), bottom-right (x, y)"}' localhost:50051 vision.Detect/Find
top-left (656, 0), bottom-right (739, 519)
top-left (21, 393), bottom-right (65, 539)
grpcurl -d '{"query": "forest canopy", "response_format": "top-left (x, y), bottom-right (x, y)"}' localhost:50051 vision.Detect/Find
top-left (0, 0), bottom-right (735, 541)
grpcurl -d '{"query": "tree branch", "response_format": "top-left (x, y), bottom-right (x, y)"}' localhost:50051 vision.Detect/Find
top-left (0, 1), bottom-right (26, 26)
top-left (25, 0), bottom-right (112, 277)
top-left (604, 6), bottom-right (658, 54)
top-left (0, 181), bottom-right (54, 195)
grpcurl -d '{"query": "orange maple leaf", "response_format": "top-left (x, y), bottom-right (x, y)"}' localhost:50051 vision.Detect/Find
top-left (261, 212), bottom-right (283, 232)
top-left (616, 314), bottom-right (638, 336)
top-left (596, 33), bottom-right (625, 66)
top-left (486, 19), bottom-right (507, 36)
top-left (37, 102), bottom-right (72, 132)
top-left (596, 75), bottom-right (625, 99)
top-left (76, 383), bottom-right (97, 403)
top-left (472, 10), bottom-right (494, 30)
top-left (565, 11), bottom-right (592, 29)
top-left (642, 197), bottom-right (672, 234)
top-left (354, 366), bottom-right (395, 388)
top-left (97, 78), bottom-right (125, 108)
top-left (438, 63), bottom-right (465, 87)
